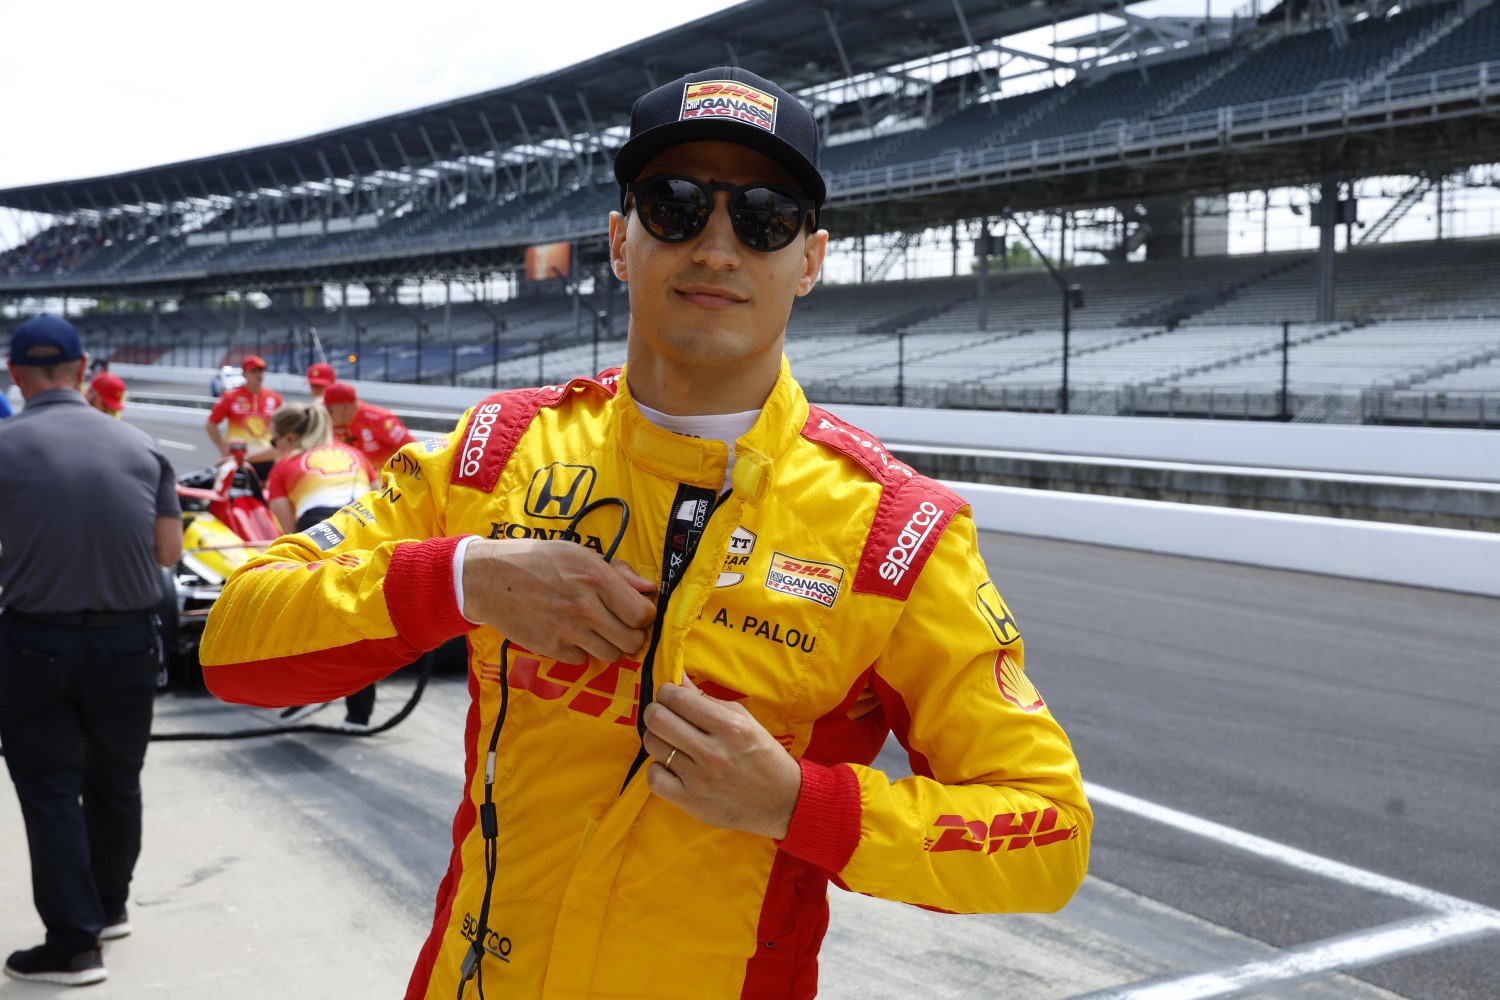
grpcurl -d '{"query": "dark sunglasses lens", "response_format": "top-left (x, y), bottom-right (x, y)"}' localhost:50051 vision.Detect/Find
top-left (638, 178), bottom-right (709, 241)
top-left (732, 187), bottom-right (805, 250)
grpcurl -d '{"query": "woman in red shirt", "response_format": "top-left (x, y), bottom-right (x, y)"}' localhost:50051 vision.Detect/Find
top-left (265, 404), bottom-right (379, 731)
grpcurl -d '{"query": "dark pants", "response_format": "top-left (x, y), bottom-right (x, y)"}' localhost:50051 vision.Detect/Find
top-left (0, 615), bottom-right (159, 952)
top-left (297, 506), bottom-right (376, 725)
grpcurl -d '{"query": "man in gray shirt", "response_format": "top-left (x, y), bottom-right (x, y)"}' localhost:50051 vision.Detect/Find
top-left (0, 314), bottom-right (183, 987)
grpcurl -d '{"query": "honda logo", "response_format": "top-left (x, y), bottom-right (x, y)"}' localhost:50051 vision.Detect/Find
top-left (525, 464), bottom-right (597, 519)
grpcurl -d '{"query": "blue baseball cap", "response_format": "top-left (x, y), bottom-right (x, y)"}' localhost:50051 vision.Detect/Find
top-left (9, 314), bottom-right (84, 366)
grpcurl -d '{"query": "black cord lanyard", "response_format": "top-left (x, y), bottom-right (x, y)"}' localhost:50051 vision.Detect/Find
top-left (620, 483), bottom-right (719, 791)
top-left (460, 497), bottom-right (629, 1000)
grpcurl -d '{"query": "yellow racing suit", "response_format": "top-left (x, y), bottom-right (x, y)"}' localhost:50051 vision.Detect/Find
top-left (201, 360), bottom-right (1091, 999)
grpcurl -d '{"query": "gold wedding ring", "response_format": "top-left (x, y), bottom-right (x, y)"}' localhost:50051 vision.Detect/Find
top-left (663, 748), bottom-right (680, 772)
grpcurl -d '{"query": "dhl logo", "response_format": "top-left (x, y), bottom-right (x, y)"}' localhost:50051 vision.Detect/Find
top-left (926, 807), bottom-right (1079, 854)
top-left (480, 655), bottom-right (642, 726)
top-left (684, 81), bottom-right (775, 111)
top-left (478, 658), bottom-right (752, 727)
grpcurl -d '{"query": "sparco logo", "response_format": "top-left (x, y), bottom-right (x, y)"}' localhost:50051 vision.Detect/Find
top-left (460, 403), bottom-right (502, 478)
top-left (880, 500), bottom-right (944, 585)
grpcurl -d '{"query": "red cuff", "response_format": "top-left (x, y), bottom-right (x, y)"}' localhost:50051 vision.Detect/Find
top-left (387, 536), bottom-right (478, 650)
top-left (775, 758), bottom-right (862, 873)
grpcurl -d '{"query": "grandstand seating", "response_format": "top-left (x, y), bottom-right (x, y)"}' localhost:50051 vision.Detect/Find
top-left (1176, 4), bottom-right (1447, 114)
top-left (1397, 0), bottom-right (1500, 77)
top-left (1169, 318), bottom-right (1499, 389)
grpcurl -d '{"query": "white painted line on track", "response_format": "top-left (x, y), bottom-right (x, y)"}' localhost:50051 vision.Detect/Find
top-left (156, 438), bottom-right (197, 450)
top-left (1082, 912), bottom-right (1500, 999)
top-left (1086, 782), bottom-right (1500, 921)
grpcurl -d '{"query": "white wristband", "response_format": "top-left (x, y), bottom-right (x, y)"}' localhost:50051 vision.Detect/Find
top-left (452, 535), bottom-right (479, 624)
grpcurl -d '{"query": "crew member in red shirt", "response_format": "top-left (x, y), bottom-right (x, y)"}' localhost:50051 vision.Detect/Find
top-left (305, 361), bottom-right (335, 404)
top-left (205, 355), bottom-right (283, 480)
top-left (323, 382), bottom-right (416, 470)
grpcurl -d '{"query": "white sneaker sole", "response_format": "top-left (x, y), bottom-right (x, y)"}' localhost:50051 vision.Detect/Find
top-left (99, 922), bottom-right (131, 941)
top-left (4, 964), bottom-right (108, 986)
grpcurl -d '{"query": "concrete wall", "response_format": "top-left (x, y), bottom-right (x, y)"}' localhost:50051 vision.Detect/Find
top-left (115, 365), bottom-right (1500, 483)
top-left (836, 405), bottom-right (1500, 484)
top-left (958, 483), bottom-right (1500, 598)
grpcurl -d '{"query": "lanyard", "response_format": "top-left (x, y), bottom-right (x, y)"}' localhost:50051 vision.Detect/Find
top-left (621, 483), bottom-right (723, 789)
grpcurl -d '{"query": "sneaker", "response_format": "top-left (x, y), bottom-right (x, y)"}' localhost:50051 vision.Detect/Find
top-left (99, 911), bottom-right (130, 941)
top-left (279, 703), bottom-right (330, 724)
top-left (339, 720), bottom-right (372, 734)
top-left (4, 943), bottom-right (107, 986)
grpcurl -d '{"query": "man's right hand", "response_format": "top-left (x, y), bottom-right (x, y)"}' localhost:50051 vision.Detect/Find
top-left (460, 538), bottom-right (657, 665)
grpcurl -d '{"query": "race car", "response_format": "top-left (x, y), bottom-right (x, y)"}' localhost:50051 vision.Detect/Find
top-left (156, 447), bottom-right (280, 688)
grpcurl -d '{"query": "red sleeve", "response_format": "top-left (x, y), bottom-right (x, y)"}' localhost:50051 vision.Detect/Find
top-left (775, 758), bottom-right (862, 872)
top-left (269, 390), bottom-right (284, 410)
top-left (264, 457), bottom-right (291, 502)
top-left (208, 391), bottom-right (233, 423)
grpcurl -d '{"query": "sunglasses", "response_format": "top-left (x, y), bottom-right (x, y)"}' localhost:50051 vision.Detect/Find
top-left (626, 174), bottom-right (816, 252)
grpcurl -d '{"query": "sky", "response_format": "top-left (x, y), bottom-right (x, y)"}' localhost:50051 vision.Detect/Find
top-left (0, 0), bottom-right (1240, 191)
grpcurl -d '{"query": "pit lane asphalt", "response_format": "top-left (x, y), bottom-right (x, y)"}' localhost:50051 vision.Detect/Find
top-left (3, 409), bottom-right (1494, 999)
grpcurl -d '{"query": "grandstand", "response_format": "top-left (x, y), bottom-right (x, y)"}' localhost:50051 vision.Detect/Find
top-left (3, 0), bottom-right (1499, 427)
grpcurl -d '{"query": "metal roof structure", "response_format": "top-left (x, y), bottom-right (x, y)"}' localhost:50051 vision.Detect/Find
top-left (0, 0), bottom-right (1118, 214)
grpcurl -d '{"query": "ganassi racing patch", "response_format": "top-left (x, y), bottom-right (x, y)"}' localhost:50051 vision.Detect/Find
top-left (681, 80), bottom-right (777, 133)
top-left (765, 552), bottom-right (843, 608)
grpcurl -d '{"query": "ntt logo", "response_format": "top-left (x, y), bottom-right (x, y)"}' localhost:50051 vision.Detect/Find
top-left (460, 402), bottom-right (502, 479)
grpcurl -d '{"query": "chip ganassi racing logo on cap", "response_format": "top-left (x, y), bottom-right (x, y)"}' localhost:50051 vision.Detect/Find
top-left (765, 552), bottom-right (843, 608)
top-left (681, 80), bottom-right (777, 133)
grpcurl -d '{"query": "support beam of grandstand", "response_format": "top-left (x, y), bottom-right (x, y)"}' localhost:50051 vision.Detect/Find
top-left (1317, 177), bottom-right (1339, 323)
top-left (823, 11), bottom-right (873, 131)
top-left (477, 111), bottom-right (520, 196)
top-left (1322, 0), bottom-right (1351, 48)
top-left (511, 104), bottom-right (548, 191)
top-left (950, 0), bottom-right (1001, 96)
top-left (576, 92), bottom-right (604, 180)
top-left (545, 95), bottom-right (589, 184)
top-left (316, 151), bottom-right (352, 219)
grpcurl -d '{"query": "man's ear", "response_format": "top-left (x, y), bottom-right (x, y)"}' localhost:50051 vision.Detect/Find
top-left (608, 210), bottom-right (629, 282)
top-left (795, 229), bottom-right (829, 297)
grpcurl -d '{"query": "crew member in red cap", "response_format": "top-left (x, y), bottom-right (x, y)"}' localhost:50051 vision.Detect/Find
top-left (205, 355), bottom-right (282, 481)
top-left (323, 382), bottom-right (416, 471)
top-left (305, 361), bottom-right (336, 404)
top-left (85, 372), bottom-right (128, 418)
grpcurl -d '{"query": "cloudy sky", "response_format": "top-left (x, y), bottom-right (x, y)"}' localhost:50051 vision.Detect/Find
top-left (0, 0), bottom-right (1237, 190)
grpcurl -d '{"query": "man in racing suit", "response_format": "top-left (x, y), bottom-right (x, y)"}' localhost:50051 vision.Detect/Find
top-left (201, 66), bottom-right (1090, 1000)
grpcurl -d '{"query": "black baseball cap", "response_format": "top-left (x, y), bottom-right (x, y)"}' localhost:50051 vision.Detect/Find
top-left (9, 314), bottom-right (84, 366)
top-left (614, 66), bottom-right (826, 214)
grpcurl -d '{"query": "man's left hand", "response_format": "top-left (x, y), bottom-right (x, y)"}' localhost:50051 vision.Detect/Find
top-left (642, 673), bottom-right (802, 840)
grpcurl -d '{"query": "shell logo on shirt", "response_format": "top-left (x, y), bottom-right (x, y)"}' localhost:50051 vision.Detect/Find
top-left (303, 448), bottom-right (360, 476)
top-left (995, 652), bottom-right (1044, 713)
